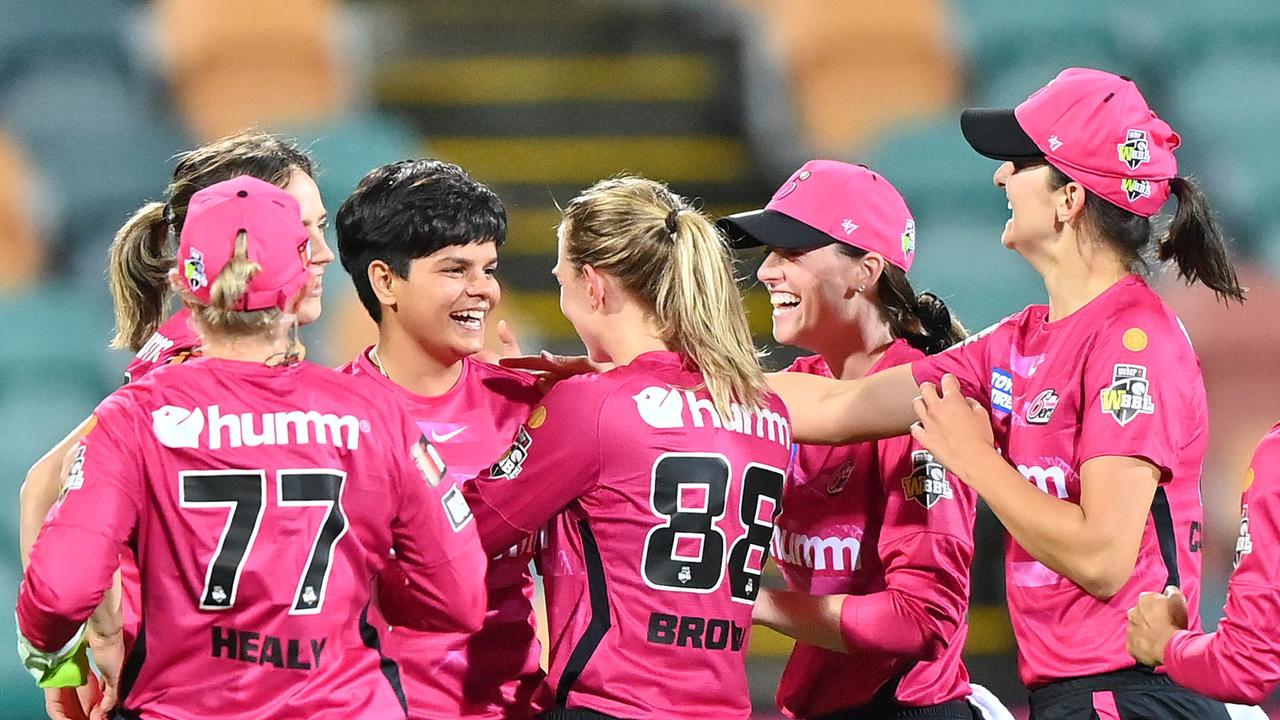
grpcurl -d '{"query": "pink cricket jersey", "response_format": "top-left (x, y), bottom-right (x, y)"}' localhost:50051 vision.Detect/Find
top-left (18, 357), bottom-right (487, 719)
top-left (120, 308), bottom-right (203, 645)
top-left (913, 275), bottom-right (1209, 688)
top-left (465, 351), bottom-right (793, 719)
top-left (340, 349), bottom-right (549, 718)
top-left (1164, 423), bottom-right (1280, 704)
top-left (124, 308), bottom-right (202, 383)
top-left (775, 340), bottom-right (975, 717)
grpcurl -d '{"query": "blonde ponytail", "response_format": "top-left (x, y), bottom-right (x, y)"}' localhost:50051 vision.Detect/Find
top-left (562, 177), bottom-right (767, 418)
top-left (107, 131), bottom-right (316, 351)
top-left (189, 230), bottom-right (285, 340)
top-left (108, 202), bottom-right (173, 350)
top-left (659, 208), bottom-right (767, 416)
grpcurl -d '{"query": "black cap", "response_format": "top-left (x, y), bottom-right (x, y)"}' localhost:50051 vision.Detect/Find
top-left (959, 108), bottom-right (1044, 162)
top-left (717, 209), bottom-right (836, 250)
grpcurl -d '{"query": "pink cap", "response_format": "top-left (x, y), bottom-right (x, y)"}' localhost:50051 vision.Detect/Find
top-left (176, 175), bottom-right (311, 312)
top-left (718, 160), bottom-right (918, 271)
top-left (961, 67), bottom-right (1181, 217)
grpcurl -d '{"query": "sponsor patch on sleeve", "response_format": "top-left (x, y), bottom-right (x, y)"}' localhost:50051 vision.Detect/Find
top-left (902, 450), bottom-right (953, 509)
top-left (442, 485), bottom-right (474, 532)
top-left (411, 436), bottom-right (447, 487)
top-left (489, 427), bottom-right (533, 480)
top-left (1235, 504), bottom-right (1252, 568)
top-left (1099, 364), bottom-right (1155, 426)
top-left (59, 442), bottom-right (89, 499)
top-left (990, 368), bottom-right (1013, 415)
top-left (1025, 389), bottom-right (1059, 425)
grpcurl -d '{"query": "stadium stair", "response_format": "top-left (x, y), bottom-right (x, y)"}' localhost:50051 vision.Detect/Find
top-left (368, 0), bottom-right (777, 354)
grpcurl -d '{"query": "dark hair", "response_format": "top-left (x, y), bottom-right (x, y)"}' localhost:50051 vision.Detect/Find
top-left (108, 131), bottom-right (314, 350)
top-left (1045, 166), bottom-right (1245, 304)
top-left (336, 159), bottom-right (507, 323)
top-left (835, 245), bottom-right (967, 355)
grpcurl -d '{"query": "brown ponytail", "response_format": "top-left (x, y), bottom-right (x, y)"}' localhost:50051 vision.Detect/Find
top-left (1046, 167), bottom-right (1245, 305)
top-left (105, 130), bottom-right (315, 351)
top-left (108, 202), bottom-right (173, 350)
top-left (1159, 177), bottom-right (1245, 303)
top-left (834, 245), bottom-right (967, 355)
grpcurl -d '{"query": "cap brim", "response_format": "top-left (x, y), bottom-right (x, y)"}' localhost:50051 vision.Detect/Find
top-left (717, 209), bottom-right (835, 250)
top-left (960, 108), bottom-right (1044, 162)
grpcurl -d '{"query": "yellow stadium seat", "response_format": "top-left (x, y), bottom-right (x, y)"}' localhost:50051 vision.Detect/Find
top-left (738, 0), bottom-right (962, 155)
top-left (0, 132), bottom-right (45, 291)
top-left (152, 0), bottom-right (344, 142)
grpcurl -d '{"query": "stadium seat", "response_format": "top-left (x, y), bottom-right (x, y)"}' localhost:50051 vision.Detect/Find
top-left (861, 116), bottom-right (1008, 227)
top-left (283, 113), bottom-right (422, 209)
top-left (737, 0), bottom-right (962, 155)
top-left (0, 131), bottom-right (46, 290)
top-left (152, 0), bottom-right (344, 142)
top-left (0, 575), bottom-right (43, 718)
top-left (0, 0), bottom-right (136, 94)
top-left (907, 216), bottom-right (1044, 330)
top-left (1167, 54), bottom-right (1280, 249)
top-left (0, 62), bottom-right (187, 274)
top-left (951, 0), bottom-right (1140, 106)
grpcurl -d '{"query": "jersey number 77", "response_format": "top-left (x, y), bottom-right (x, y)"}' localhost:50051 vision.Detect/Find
top-left (641, 453), bottom-right (783, 604)
top-left (179, 469), bottom-right (349, 615)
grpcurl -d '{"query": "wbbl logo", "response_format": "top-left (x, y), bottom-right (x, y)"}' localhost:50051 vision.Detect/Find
top-left (1100, 364), bottom-right (1156, 426)
top-left (1117, 128), bottom-right (1152, 170)
top-left (1121, 177), bottom-right (1152, 203)
top-left (902, 450), bottom-right (952, 509)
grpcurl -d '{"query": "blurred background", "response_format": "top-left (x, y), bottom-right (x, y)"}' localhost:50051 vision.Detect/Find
top-left (1, 0), bottom-right (1279, 716)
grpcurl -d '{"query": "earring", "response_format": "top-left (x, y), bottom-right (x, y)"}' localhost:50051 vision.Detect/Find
top-left (858, 284), bottom-right (866, 293)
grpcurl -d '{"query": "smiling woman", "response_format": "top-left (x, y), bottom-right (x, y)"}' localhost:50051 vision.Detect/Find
top-left (766, 68), bottom-right (1245, 720)
top-left (333, 159), bottom-right (551, 720)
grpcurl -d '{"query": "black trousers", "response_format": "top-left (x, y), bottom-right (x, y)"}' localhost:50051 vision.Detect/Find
top-left (813, 698), bottom-right (979, 720)
top-left (1028, 667), bottom-right (1232, 720)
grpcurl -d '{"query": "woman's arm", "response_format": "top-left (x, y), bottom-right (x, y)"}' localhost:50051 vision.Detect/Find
top-left (913, 375), bottom-right (1156, 599)
top-left (21, 417), bottom-right (97, 567)
top-left (753, 590), bottom-right (845, 651)
top-left (767, 364), bottom-right (920, 445)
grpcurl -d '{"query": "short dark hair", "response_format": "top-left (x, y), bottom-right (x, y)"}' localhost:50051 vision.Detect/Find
top-left (336, 159), bottom-right (507, 323)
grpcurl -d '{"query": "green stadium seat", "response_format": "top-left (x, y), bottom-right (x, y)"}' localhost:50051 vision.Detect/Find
top-left (861, 117), bottom-right (1008, 228)
top-left (0, 62), bottom-right (189, 273)
top-left (1167, 54), bottom-right (1280, 251)
top-left (908, 216), bottom-right (1045, 331)
top-left (283, 113), bottom-right (422, 210)
top-left (0, 575), bottom-right (44, 719)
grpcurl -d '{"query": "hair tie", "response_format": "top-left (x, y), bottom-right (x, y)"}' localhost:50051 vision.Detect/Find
top-left (665, 207), bottom-right (681, 236)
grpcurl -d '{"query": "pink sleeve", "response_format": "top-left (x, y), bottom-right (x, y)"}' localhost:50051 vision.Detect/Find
top-left (910, 326), bottom-right (993, 403)
top-left (1164, 429), bottom-right (1280, 704)
top-left (1077, 320), bottom-right (1191, 476)
top-left (463, 377), bottom-right (602, 556)
top-left (381, 417), bottom-right (487, 634)
top-left (840, 436), bottom-right (975, 659)
top-left (17, 401), bottom-right (143, 652)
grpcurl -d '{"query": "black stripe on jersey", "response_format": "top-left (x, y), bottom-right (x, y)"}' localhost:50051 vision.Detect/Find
top-left (359, 603), bottom-right (407, 714)
top-left (115, 619), bottom-right (147, 719)
top-left (1150, 487), bottom-right (1181, 587)
top-left (555, 519), bottom-right (612, 708)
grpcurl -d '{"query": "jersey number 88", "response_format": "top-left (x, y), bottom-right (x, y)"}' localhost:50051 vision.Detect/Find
top-left (641, 453), bottom-right (783, 604)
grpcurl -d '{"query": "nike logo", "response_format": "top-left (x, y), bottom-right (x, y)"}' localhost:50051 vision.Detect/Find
top-left (430, 426), bottom-right (467, 443)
